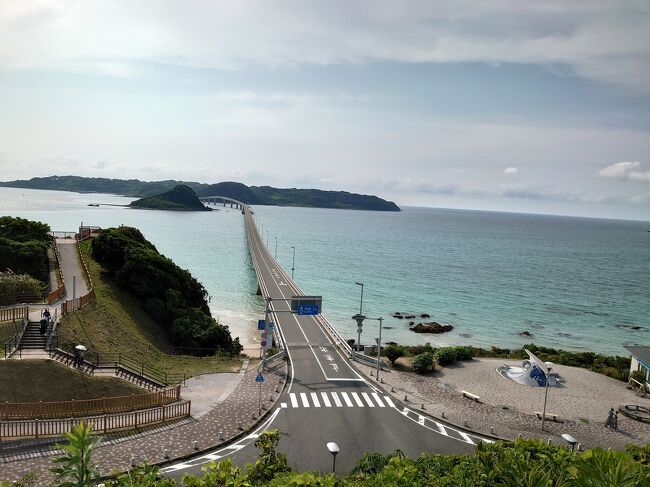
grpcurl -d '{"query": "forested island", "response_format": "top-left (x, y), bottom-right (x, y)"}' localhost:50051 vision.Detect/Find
top-left (129, 184), bottom-right (209, 211)
top-left (0, 176), bottom-right (400, 211)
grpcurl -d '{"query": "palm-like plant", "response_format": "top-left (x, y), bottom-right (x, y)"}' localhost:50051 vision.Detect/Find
top-left (51, 421), bottom-right (101, 487)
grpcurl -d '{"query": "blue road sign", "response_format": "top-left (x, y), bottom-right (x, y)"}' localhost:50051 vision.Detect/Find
top-left (298, 304), bottom-right (319, 315)
top-left (255, 373), bottom-right (264, 383)
top-left (258, 319), bottom-right (265, 330)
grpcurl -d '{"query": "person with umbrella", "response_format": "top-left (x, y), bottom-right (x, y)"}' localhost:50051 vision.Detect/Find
top-left (74, 344), bottom-right (86, 368)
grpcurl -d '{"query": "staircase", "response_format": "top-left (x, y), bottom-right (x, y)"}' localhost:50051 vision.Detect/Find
top-left (18, 321), bottom-right (49, 350)
top-left (49, 349), bottom-right (95, 375)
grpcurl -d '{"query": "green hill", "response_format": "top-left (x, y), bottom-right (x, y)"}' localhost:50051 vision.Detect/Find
top-left (0, 175), bottom-right (401, 211)
top-left (129, 185), bottom-right (210, 211)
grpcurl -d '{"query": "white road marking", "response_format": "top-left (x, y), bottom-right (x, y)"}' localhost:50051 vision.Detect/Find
top-left (331, 392), bottom-right (343, 407)
top-left (372, 393), bottom-right (385, 407)
top-left (341, 392), bottom-right (354, 407)
top-left (201, 453), bottom-right (222, 461)
top-left (320, 392), bottom-right (332, 407)
top-left (437, 423), bottom-right (448, 436)
top-left (384, 396), bottom-right (396, 408)
top-left (300, 392), bottom-right (310, 407)
top-left (418, 415), bottom-right (425, 425)
top-left (351, 392), bottom-right (364, 407)
top-left (458, 431), bottom-right (474, 444)
top-left (311, 392), bottom-right (321, 407)
top-left (361, 392), bottom-right (375, 407)
top-left (280, 402), bottom-right (287, 408)
top-left (290, 393), bottom-right (299, 408)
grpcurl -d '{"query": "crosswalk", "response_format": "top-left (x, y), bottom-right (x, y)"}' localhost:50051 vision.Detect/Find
top-left (281, 391), bottom-right (395, 409)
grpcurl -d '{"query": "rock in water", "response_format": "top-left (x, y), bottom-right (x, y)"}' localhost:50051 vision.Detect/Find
top-left (410, 322), bottom-right (453, 334)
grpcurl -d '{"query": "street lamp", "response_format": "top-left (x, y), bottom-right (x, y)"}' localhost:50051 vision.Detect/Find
top-left (326, 442), bottom-right (339, 473)
top-left (355, 282), bottom-right (364, 315)
top-left (291, 246), bottom-right (296, 279)
top-left (352, 313), bottom-right (365, 354)
top-left (375, 317), bottom-right (384, 380)
top-left (541, 364), bottom-right (551, 431)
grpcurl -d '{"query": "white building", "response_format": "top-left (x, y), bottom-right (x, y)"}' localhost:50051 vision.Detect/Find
top-left (624, 345), bottom-right (650, 384)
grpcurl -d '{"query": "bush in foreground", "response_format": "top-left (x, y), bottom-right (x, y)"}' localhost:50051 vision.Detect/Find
top-left (411, 351), bottom-right (434, 374)
top-left (8, 422), bottom-right (648, 486)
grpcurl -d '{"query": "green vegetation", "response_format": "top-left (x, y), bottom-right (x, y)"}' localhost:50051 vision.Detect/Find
top-left (0, 271), bottom-right (47, 303)
top-left (51, 421), bottom-right (101, 487)
top-left (385, 341), bottom-right (631, 381)
top-left (129, 185), bottom-right (210, 211)
top-left (411, 351), bottom-right (434, 374)
top-left (91, 227), bottom-right (240, 354)
top-left (58, 239), bottom-right (240, 377)
top-left (0, 361), bottom-right (144, 402)
top-left (0, 216), bottom-right (51, 283)
top-left (384, 344), bottom-right (405, 365)
top-left (5, 424), bottom-right (648, 486)
top-left (0, 176), bottom-right (401, 211)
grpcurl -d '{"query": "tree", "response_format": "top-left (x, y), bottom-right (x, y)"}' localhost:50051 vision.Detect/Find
top-left (51, 421), bottom-right (101, 486)
top-left (411, 352), bottom-right (434, 374)
top-left (384, 344), bottom-right (405, 366)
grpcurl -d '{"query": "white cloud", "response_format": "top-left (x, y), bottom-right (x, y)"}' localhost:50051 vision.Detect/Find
top-left (504, 167), bottom-right (518, 175)
top-left (0, 1), bottom-right (648, 90)
top-left (599, 161), bottom-right (650, 182)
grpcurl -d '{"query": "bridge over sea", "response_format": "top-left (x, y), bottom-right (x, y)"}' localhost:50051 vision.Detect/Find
top-left (166, 197), bottom-right (489, 476)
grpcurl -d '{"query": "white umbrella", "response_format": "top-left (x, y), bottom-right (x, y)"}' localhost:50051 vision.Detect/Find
top-left (75, 345), bottom-right (87, 351)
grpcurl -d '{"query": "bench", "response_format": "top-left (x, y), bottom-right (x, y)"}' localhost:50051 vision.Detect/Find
top-left (535, 411), bottom-right (561, 422)
top-left (461, 390), bottom-right (480, 402)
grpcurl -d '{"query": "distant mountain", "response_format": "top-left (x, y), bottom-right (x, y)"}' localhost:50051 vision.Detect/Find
top-left (0, 176), bottom-right (400, 211)
top-left (129, 185), bottom-right (209, 211)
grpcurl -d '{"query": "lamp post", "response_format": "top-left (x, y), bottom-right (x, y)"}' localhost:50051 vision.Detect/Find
top-left (541, 365), bottom-right (551, 431)
top-left (352, 313), bottom-right (365, 355)
top-left (326, 442), bottom-right (339, 473)
top-left (375, 317), bottom-right (383, 380)
top-left (355, 282), bottom-right (364, 315)
top-left (291, 246), bottom-right (295, 279)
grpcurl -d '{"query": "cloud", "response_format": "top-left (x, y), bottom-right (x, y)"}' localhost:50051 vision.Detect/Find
top-left (599, 161), bottom-right (650, 182)
top-left (0, 1), bottom-right (648, 90)
top-left (503, 167), bottom-right (518, 175)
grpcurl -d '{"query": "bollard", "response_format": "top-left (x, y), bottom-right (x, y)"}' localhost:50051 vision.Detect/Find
top-left (463, 420), bottom-right (468, 428)
top-left (404, 394), bottom-right (408, 402)
top-left (380, 377), bottom-right (384, 383)
top-left (163, 449), bottom-right (170, 459)
top-left (219, 432), bottom-right (224, 441)
top-left (517, 433), bottom-right (522, 439)
top-left (441, 411), bottom-right (445, 419)
top-left (238, 422), bottom-right (243, 430)
top-left (193, 440), bottom-right (199, 450)
top-left (422, 403), bottom-right (426, 410)
top-left (130, 456), bottom-right (137, 467)
top-left (275, 385), bottom-right (279, 393)
top-left (391, 386), bottom-right (394, 393)
top-left (490, 427), bottom-right (494, 435)
top-left (269, 394), bottom-right (273, 402)
top-left (547, 438), bottom-right (551, 445)
top-left (252, 412), bottom-right (257, 419)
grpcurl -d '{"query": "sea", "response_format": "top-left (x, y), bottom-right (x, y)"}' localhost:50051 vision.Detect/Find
top-left (1, 186), bottom-right (648, 356)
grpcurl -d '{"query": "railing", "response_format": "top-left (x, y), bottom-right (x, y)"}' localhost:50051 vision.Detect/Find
top-left (48, 235), bottom-right (66, 304)
top-left (0, 401), bottom-right (191, 440)
top-left (0, 292), bottom-right (46, 307)
top-left (2, 313), bottom-right (29, 359)
top-left (0, 385), bottom-right (181, 420)
top-left (92, 352), bottom-right (186, 387)
top-left (49, 231), bottom-right (76, 239)
top-left (0, 304), bottom-right (28, 323)
top-left (351, 351), bottom-right (390, 371)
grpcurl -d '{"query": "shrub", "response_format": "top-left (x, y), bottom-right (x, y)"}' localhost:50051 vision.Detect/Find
top-left (452, 345), bottom-right (474, 361)
top-left (406, 343), bottom-right (434, 356)
top-left (384, 344), bottom-right (405, 365)
top-left (433, 347), bottom-right (458, 366)
top-left (631, 370), bottom-right (647, 383)
top-left (0, 217), bottom-right (51, 283)
top-left (411, 352), bottom-right (434, 374)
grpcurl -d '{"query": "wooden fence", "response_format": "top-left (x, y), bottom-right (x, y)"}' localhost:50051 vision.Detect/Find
top-left (0, 385), bottom-right (181, 420)
top-left (0, 401), bottom-right (191, 440)
top-left (0, 305), bottom-right (28, 323)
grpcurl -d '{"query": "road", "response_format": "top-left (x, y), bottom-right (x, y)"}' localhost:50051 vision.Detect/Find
top-left (164, 206), bottom-right (486, 478)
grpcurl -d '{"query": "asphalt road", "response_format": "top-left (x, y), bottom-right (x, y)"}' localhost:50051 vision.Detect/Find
top-left (164, 205), bottom-right (485, 479)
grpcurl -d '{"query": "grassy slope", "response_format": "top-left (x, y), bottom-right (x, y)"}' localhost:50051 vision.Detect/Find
top-left (0, 320), bottom-right (22, 345)
top-left (58, 241), bottom-right (240, 377)
top-left (0, 361), bottom-right (144, 402)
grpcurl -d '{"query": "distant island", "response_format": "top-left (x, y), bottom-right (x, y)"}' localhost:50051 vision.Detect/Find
top-left (129, 185), bottom-right (210, 211)
top-left (0, 176), bottom-right (400, 211)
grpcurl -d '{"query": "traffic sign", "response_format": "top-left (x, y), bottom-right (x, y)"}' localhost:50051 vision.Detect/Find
top-left (258, 320), bottom-right (265, 330)
top-left (255, 373), bottom-right (264, 383)
top-left (298, 304), bottom-right (319, 315)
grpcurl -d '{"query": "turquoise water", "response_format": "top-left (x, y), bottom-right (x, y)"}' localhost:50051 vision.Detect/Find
top-left (1, 187), bottom-right (648, 355)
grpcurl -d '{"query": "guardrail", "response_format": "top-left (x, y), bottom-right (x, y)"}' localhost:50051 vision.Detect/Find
top-left (0, 401), bottom-right (191, 440)
top-left (0, 304), bottom-right (28, 323)
top-left (0, 385), bottom-right (181, 420)
top-left (352, 351), bottom-right (390, 371)
top-left (2, 313), bottom-right (29, 359)
top-left (48, 235), bottom-right (66, 304)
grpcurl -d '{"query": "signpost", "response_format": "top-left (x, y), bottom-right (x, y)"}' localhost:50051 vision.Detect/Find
top-left (258, 320), bottom-right (266, 330)
top-left (290, 295), bottom-right (322, 315)
top-left (255, 373), bottom-right (264, 415)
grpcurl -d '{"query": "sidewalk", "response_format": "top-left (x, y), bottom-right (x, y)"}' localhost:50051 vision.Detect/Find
top-left (353, 359), bottom-right (650, 451)
top-left (1, 360), bottom-right (287, 485)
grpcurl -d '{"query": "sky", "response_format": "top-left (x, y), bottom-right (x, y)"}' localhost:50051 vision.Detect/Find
top-left (0, 1), bottom-right (649, 220)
